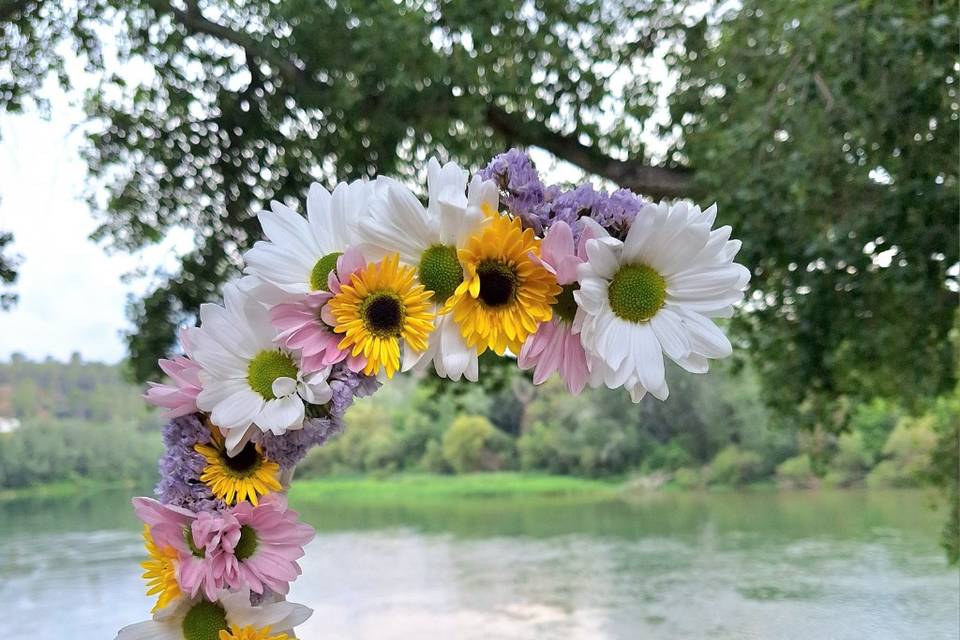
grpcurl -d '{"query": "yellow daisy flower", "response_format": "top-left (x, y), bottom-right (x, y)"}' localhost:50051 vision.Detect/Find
top-left (194, 423), bottom-right (283, 506)
top-left (141, 524), bottom-right (182, 614)
top-left (328, 253), bottom-right (435, 378)
top-left (445, 213), bottom-right (560, 355)
top-left (219, 625), bottom-right (291, 640)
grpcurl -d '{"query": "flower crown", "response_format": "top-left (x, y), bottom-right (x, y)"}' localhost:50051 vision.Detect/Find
top-left (119, 149), bottom-right (749, 639)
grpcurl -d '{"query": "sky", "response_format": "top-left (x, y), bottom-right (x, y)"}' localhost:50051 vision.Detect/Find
top-left (0, 93), bottom-right (191, 363)
top-left (0, 87), bottom-right (585, 365)
top-left (0, 30), bottom-right (672, 366)
top-left (0, 95), bottom-right (564, 365)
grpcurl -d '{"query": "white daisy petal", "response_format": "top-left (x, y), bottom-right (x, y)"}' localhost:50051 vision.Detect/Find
top-left (243, 243), bottom-right (313, 294)
top-left (306, 181), bottom-right (333, 245)
top-left (222, 424), bottom-right (255, 457)
top-left (260, 202), bottom-right (318, 266)
top-left (301, 377), bottom-right (333, 406)
top-left (633, 323), bottom-right (666, 394)
top-left (622, 202), bottom-right (661, 262)
top-left (196, 377), bottom-right (248, 412)
top-left (585, 238), bottom-right (620, 280)
top-left (115, 619), bottom-right (180, 640)
top-left (271, 376), bottom-right (298, 398)
top-left (576, 200), bottom-right (746, 401)
top-left (246, 180), bottom-right (368, 292)
top-left (650, 308), bottom-right (692, 361)
top-left (674, 352), bottom-right (710, 374)
top-left (681, 310), bottom-right (733, 359)
top-left (438, 314), bottom-right (475, 381)
top-left (257, 395), bottom-right (306, 433)
top-left (209, 389), bottom-right (264, 431)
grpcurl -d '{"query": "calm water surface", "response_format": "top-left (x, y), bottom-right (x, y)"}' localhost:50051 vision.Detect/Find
top-left (0, 487), bottom-right (957, 639)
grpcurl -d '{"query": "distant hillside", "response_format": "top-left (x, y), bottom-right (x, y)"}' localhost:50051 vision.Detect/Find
top-left (0, 353), bottom-right (158, 428)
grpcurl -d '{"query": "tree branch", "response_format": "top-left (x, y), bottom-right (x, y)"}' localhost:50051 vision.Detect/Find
top-left (485, 106), bottom-right (693, 199)
top-left (147, 0), bottom-right (307, 88)
top-left (149, 1), bottom-right (694, 199)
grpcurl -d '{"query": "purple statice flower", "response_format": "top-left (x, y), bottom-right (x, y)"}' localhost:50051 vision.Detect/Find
top-left (545, 183), bottom-right (603, 231)
top-left (595, 188), bottom-right (644, 239)
top-left (257, 364), bottom-right (379, 470)
top-left (480, 149), bottom-right (548, 232)
top-left (257, 415), bottom-right (345, 471)
top-left (539, 184), bottom-right (646, 240)
top-left (328, 364), bottom-right (380, 418)
top-left (480, 148), bottom-right (646, 239)
top-left (155, 413), bottom-right (224, 512)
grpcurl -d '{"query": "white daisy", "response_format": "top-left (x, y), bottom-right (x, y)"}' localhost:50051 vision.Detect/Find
top-left (356, 158), bottom-right (497, 382)
top-left (243, 179), bottom-right (374, 295)
top-left (575, 200), bottom-right (750, 402)
top-left (191, 282), bottom-right (332, 455)
top-left (116, 587), bottom-right (311, 640)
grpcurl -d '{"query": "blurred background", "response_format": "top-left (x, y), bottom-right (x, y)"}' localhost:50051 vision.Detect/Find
top-left (0, 1), bottom-right (957, 639)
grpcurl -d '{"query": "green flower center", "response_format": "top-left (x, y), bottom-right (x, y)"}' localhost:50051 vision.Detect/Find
top-left (181, 600), bottom-right (228, 640)
top-left (476, 259), bottom-right (518, 308)
top-left (222, 440), bottom-right (260, 474)
top-left (183, 525), bottom-right (205, 559)
top-left (608, 263), bottom-right (666, 323)
top-left (234, 524), bottom-right (259, 561)
top-left (246, 350), bottom-right (299, 400)
top-left (553, 283), bottom-right (579, 323)
top-left (310, 251), bottom-right (343, 291)
top-left (418, 244), bottom-right (463, 303)
top-left (360, 291), bottom-right (405, 337)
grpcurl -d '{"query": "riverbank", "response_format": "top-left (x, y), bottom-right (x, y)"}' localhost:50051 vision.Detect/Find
top-left (0, 472), bottom-right (617, 503)
top-left (2, 471), bottom-right (943, 504)
top-left (289, 472), bottom-right (618, 502)
top-left (0, 478), bottom-right (144, 502)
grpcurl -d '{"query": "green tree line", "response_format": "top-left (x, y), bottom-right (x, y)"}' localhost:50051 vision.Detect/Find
top-left (0, 1), bottom-right (955, 436)
top-left (0, 355), bottom-right (162, 490)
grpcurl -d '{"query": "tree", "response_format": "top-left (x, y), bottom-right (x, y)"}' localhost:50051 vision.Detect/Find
top-left (0, 229), bottom-right (17, 309)
top-left (0, 0), bottom-right (955, 425)
top-left (669, 2), bottom-right (958, 424)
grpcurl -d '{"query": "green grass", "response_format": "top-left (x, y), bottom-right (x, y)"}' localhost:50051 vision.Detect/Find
top-left (289, 472), bottom-right (617, 502)
top-left (0, 478), bottom-right (142, 502)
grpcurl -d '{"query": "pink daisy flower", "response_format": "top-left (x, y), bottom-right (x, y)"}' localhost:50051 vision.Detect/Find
top-left (143, 328), bottom-right (203, 417)
top-left (270, 248), bottom-right (366, 374)
top-left (518, 220), bottom-right (606, 394)
top-left (222, 494), bottom-right (315, 595)
top-left (132, 497), bottom-right (229, 601)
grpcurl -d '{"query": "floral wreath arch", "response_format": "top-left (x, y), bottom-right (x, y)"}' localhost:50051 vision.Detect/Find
top-left (117, 149), bottom-right (749, 639)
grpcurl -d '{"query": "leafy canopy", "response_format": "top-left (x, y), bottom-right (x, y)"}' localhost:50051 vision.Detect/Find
top-left (0, 0), bottom-right (956, 428)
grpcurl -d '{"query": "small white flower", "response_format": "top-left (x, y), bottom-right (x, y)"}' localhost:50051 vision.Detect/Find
top-left (191, 282), bottom-right (332, 455)
top-left (243, 179), bottom-right (374, 295)
top-left (116, 587), bottom-right (312, 639)
top-left (575, 200), bottom-right (750, 402)
top-left (356, 158), bottom-right (497, 382)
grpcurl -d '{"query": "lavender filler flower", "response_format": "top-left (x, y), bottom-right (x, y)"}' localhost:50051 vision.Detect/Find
top-left (480, 148), bottom-right (547, 232)
top-left (155, 412), bottom-right (224, 512)
top-left (481, 149), bottom-right (646, 239)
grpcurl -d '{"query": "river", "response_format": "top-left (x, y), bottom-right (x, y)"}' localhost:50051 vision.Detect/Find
top-left (0, 487), bottom-right (957, 639)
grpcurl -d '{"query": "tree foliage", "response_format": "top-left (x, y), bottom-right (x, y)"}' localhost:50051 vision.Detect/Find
top-left (669, 1), bottom-right (959, 421)
top-left (0, 0), bottom-right (955, 428)
top-left (0, 229), bottom-right (17, 309)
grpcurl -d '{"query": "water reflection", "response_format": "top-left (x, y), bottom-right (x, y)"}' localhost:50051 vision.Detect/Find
top-left (0, 488), bottom-right (956, 639)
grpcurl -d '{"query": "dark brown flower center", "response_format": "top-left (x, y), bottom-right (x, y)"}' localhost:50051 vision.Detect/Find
top-left (476, 260), bottom-right (517, 308)
top-left (362, 292), bottom-right (404, 336)
top-left (222, 441), bottom-right (260, 473)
